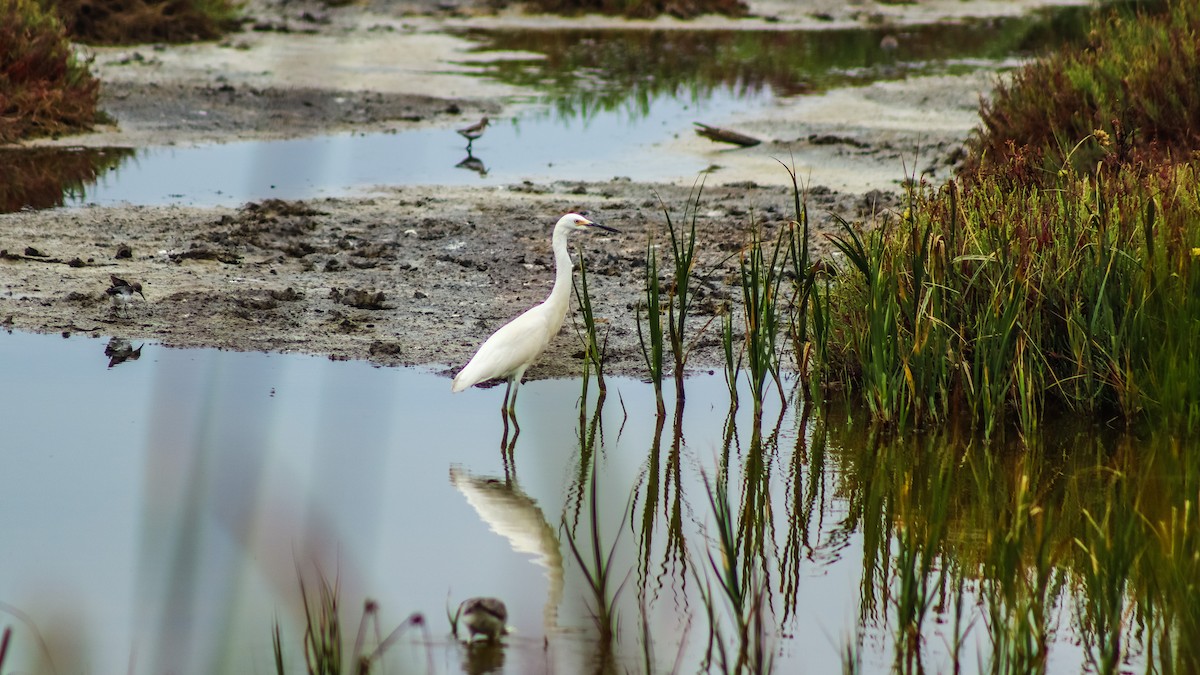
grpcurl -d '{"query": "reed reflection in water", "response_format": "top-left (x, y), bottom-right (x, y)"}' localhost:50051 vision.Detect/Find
top-left (1, 331), bottom-right (1198, 673)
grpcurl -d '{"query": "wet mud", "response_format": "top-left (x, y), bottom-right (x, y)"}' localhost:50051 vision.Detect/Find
top-left (0, 182), bottom-right (894, 379)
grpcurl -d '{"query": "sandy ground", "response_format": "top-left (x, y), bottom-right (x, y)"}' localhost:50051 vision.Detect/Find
top-left (0, 0), bottom-right (1066, 380)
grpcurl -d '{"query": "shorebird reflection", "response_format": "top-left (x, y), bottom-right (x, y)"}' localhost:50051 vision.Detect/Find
top-left (449, 466), bottom-right (563, 633)
top-left (104, 337), bottom-right (143, 367)
top-left (455, 152), bottom-right (488, 177)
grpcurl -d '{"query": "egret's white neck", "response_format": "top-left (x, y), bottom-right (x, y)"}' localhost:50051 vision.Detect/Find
top-left (544, 225), bottom-right (575, 313)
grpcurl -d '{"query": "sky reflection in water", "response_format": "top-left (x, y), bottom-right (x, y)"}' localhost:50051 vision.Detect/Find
top-left (0, 329), bottom-right (1135, 673)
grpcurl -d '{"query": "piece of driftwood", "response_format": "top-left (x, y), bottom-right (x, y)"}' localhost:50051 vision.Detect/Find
top-left (693, 122), bottom-right (761, 147)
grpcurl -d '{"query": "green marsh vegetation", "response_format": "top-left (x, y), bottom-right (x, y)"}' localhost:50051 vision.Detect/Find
top-left (606, 0), bottom-right (1200, 669)
top-left (796, 0), bottom-right (1200, 437)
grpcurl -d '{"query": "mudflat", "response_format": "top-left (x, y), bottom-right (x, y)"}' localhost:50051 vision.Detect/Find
top-left (0, 0), bottom-right (1057, 379)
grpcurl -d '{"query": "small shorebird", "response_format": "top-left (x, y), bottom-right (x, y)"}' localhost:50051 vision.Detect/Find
top-left (457, 597), bottom-right (509, 642)
top-left (456, 116), bottom-right (490, 149)
top-left (107, 274), bottom-right (146, 316)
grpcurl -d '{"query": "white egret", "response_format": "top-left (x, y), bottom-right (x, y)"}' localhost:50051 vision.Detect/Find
top-left (451, 213), bottom-right (618, 420)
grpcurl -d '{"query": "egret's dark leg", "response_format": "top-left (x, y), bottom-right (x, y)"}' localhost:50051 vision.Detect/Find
top-left (500, 379), bottom-right (513, 429)
top-left (507, 378), bottom-right (522, 436)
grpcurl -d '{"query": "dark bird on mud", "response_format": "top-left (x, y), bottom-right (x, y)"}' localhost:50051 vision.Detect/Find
top-left (457, 597), bottom-right (509, 642)
top-left (457, 116), bottom-right (490, 149)
top-left (451, 214), bottom-right (618, 426)
top-left (107, 274), bottom-right (146, 316)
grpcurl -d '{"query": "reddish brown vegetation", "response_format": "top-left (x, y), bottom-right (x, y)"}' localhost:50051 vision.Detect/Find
top-left (0, 0), bottom-right (100, 143)
top-left (51, 0), bottom-right (240, 45)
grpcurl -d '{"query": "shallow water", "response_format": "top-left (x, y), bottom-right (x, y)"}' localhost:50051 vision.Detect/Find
top-left (1, 7), bottom-right (1096, 212)
top-left (7, 329), bottom-right (1195, 674)
top-left (31, 87), bottom-right (748, 208)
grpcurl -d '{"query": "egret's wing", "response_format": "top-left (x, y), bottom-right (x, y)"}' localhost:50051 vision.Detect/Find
top-left (453, 306), bottom-right (552, 390)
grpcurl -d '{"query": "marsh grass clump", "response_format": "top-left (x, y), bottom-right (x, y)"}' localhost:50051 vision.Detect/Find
top-left (0, 0), bottom-right (100, 143)
top-left (50, 0), bottom-right (240, 44)
top-left (966, 0), bottom-right (1200, 182)
top-left (815, 163), bottom-right (1200, 435)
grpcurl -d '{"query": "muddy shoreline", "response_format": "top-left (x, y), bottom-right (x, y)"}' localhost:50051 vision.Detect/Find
top-left (0, 180), bottom-right (894, 379)
top-left (1, 0), bottom-right (1059, 380)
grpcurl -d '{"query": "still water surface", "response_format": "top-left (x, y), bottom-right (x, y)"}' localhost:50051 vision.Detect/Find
top-left (3, 329), bottom-right (1146, 673)
top-left (2, 7), bottom-right (1094, 212)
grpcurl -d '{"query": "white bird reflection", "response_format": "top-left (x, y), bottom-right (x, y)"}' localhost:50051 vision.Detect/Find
top-left (449, 466), bottom-right (563, 632)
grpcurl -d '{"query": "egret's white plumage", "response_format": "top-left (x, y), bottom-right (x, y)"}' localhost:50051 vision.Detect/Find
top-left (452, 213), bottom-right (617, 412)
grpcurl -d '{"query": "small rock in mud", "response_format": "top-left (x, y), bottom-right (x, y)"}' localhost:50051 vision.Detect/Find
top-left (368, 341), bottom-right (403, 357)
top-left (64, 291), bottom-right (97, 304)
top-left (67, 257), bottom-right (87, 268)
top-left (115, 243), bottom-right (133, 259)
top-left (244, 198), bottom-right (326, 219)
top-left (169, 246), bottom-right (242, 265)
top-left (269, 287), bottom-right (304, 302)
top-left (24, 246), bottom-right (47, 257)
top-left (330, 287), bottom-right (388, 310)
top-left (236, 296), bottom-right (280, 311)
top-left (283, 242), bottom-right (317, 257)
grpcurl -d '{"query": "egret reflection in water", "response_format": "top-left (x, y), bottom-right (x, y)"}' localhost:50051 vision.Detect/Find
top-left (449, 466), bottom-right (564, 633)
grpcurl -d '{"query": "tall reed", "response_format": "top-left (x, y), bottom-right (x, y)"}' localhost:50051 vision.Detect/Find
top-left (637, 234), bottom-right (667, 416)
top-left (738, 223), bottom-right (788, 415)
top-left (573, 249), bottom-right (608, 394)
top-left (657, 184), bottom-right (704, 403)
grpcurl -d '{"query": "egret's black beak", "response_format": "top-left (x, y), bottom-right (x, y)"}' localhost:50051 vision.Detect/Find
top-left (590, 221), bottom-right (620, 234)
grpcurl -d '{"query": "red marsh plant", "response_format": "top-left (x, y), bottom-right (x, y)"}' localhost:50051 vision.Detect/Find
top-left (965, 0), bottom-right (1200, 184)
top-left (50, 0), bottom-right (240, 45)
top-left (0, 0), bottom-right (100, 143)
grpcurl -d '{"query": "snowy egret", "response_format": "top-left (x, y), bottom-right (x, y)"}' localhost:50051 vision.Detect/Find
top-left (451, 213), bottom-right (618, 420)
top-left (107, 274), bottom-right (145, 316)
top-left (457, 597), bottom-right (509, 642)
top-left (457, 116), bottom-right (490, 150)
